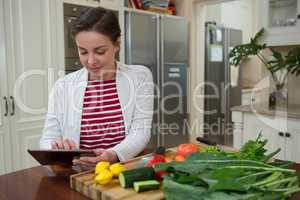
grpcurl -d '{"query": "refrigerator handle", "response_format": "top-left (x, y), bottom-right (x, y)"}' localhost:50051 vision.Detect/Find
top-left (126, 11), bottom-right (132, 64)
top-left (156, 14), bottom-right (163, 146)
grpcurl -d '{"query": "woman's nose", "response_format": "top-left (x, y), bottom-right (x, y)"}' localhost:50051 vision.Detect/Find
top-left (87, 54), bottom-right (95, 64)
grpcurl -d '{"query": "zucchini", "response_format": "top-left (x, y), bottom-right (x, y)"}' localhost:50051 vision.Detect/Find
top-left (119, 167), bottom-right (154, 188)
top-left (133, 180), bottom-right (160, 192)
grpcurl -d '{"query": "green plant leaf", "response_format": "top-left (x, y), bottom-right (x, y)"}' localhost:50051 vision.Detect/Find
top-left (286, 47), bottom-right (300, 76)
top-left (228, 27), bottom-right (300, 77)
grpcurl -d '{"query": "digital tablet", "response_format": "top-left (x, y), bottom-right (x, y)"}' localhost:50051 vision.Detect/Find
top-left (27, 149), bottom-right (96, 166)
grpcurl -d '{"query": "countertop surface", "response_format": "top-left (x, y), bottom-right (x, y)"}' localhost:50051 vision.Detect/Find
top-left (231, 103), bottom-right (300, 119)
top-left (1, 164), bottom-right (300, 200)
top-left (0, 166), bottom-right (90, 200)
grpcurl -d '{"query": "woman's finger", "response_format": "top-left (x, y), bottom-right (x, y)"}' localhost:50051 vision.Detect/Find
top-left (51, 141), bottom-right (59, 149)
top-left (99, 151), bottom-right (119, 163)
top-left (68, 139), bottom-right (77, 150)
top-left (56, 139), bottom-right (64, 149)
top-left (79, 156), bottom-right (100, 164)
top-left (63, 139), bottom-right (71, 150)
top-left (75, 163), bottom-right (94, 171)
top-left (73, 159), bottom-right (97, 167)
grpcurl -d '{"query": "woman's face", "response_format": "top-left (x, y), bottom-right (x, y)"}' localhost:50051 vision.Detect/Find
top-left (75, 31), bottom-right (119, 80)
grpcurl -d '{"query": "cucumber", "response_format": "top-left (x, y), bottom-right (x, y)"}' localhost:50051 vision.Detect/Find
top-left (119, 167), bottom-right (154, 188)
top-left (133, 180), bottom-right (160, 192)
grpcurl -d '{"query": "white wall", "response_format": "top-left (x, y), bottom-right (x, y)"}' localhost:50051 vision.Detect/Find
top-left (205, 0), bottom-right (266, 90)
top-left (206, 4), bottom-right (221, 24)
top-left (220, 0), bottom-right (254, 43)
top-left (206, 0), bottom-right (255, 43)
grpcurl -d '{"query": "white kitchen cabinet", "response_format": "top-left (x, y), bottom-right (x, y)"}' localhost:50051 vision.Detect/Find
top-left (0, 0), bottom-right (62, 174)
top-left (285, 119), bottom-right (300, 163)
top-left (0, 0), bottom-right (13, 175)
top-left (242, 113), bottom-right (286, 160)
top-left (258, 0), bottom-right (300, 46)
top-left (232, 111), bottom-right (300, 162)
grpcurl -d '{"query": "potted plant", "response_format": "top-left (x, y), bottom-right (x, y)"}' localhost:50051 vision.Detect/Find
top-left (229, 28), bottom-right (300, 109)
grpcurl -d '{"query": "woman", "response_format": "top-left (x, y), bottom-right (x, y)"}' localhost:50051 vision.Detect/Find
top-left (40, 7), bottom-right (154, 168)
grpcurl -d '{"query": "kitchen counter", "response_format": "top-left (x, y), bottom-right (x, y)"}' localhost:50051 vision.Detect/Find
top-left (1, 164), bottom-right (300, 200)
top-left (0, 166), bottom-right (89, 200)
top-left (231, 103), bottom-right (300, 119)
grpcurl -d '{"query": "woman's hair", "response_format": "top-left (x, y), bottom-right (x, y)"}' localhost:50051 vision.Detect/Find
top-left (72, 6), bottom-right (121, 43)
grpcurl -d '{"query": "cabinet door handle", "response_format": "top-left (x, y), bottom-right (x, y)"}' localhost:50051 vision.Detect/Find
top-left (285, 132), bottom-right (291, 138)
top-left (10, 96), bottom-right (15, 116)
top-left (278, 132), bottom-right (284, 137)
top-left (3, 97), bottom-right (8, 116)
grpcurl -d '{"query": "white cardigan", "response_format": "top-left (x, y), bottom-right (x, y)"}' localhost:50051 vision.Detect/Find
top-left (40, 62), bottom-right (154, 161)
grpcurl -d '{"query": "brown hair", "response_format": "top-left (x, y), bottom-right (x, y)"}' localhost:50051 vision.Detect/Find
top-left (72, 6), bottom-right (121, 44)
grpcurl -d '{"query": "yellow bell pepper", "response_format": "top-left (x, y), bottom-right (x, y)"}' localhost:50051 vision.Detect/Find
top-left (94, 169), bottom-right (113, 185)
top-left (109, 163), bottom-right (125, 177)
top-left (95, 161), bottom-right (110, 175)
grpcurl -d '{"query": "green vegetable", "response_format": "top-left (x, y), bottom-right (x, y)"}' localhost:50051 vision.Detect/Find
top-left (119, 167), bottom-right (154, 188)
top-left (199, 134), bottom-right (280, 163)
top-left (155, 133), bottom-right (300, 200)
top-left (156, 158), bottom-right (300, 199)
top-left (201, 146), bottom-right (221, 153)
top-left (133, 180), bottom-right (160, 192)
top-left (237, 133), bottom-right (269, 161)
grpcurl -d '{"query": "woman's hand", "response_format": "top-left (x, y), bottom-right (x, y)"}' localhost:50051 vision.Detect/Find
top-left (51, 138), bottom-right (76, 150)
top-left (73, 150), bottom-right (119, 170)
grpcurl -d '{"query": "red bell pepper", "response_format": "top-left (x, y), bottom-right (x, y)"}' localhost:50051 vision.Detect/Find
top-left (146, 154), bottom-right (166, 167)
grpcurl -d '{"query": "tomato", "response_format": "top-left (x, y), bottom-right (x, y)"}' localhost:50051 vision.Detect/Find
top-left (174, 154), bottom-right (185, 162)
top-left (177, 143), bottom-right (199, 157)
top-left (146, 154), bottom-right (166, 167)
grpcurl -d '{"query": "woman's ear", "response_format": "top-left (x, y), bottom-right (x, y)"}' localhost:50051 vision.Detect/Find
top-left (114, 37), bottom-right (121, 51)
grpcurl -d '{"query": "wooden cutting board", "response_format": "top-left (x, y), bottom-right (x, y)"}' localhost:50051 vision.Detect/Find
top-left (70, 144), bottom-right (229, 200)
top-left (70, 149), bottom-right (178, 200)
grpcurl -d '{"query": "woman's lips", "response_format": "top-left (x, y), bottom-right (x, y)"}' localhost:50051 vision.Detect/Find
top-left (89, 67), bottom-right (102, 72)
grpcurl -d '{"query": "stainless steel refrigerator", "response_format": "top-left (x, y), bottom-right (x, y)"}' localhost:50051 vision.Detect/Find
top-left (125, 10), bottom-right (189, 150)
top-left (204, 22), bottom-right (242, 146)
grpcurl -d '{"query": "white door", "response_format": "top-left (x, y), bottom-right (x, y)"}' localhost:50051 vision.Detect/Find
top-left (4, 0), bottom-right (56, 171)
top-left (0, 0), bottom-right (13, 175)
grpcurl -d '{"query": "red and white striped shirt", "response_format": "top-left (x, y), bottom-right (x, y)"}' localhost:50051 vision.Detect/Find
top-left (79, 79), bottom-right (126, 150)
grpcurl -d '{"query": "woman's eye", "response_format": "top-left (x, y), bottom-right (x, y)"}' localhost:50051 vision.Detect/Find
top-left (80, 51), bottom-right (87, 55)
top-left (96, 51), bottom-right (105, 55)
